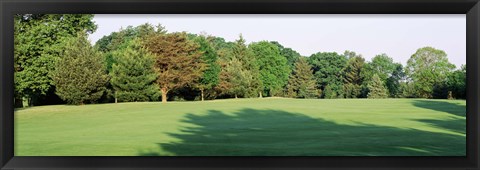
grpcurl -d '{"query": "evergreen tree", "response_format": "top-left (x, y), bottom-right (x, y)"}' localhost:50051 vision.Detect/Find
top-left (231, 35), bottom-right (262, 98)
top-left (367, 74), bottom-right (389, 99)
top-left (144, 32), bottom-right (206, 103)
top-left (50, 33), bottom-right (109, 105)
top-left (323, 85), bottom-right (337, 99)
top-left (193, 36), bottom-right (221, 101)
top-left (342, 55), bottom-right (365, 98)
top-left (110, 39), bottom-right (160, 102)
top-left (286, 57), bottom-right (318, 98)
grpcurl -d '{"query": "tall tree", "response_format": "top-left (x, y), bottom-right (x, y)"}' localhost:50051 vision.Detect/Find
top-left (367, 74), bottom-right (389, 99)
top-left (446, 65), bottom-right (466, 99)
top-left (144, 32), bottom-right (206, 103)
top-left (369, 54), bottom-right (397, 82)
top-left (14, 14), bottom-right (97, 107)
top-left (231, 35), bottom-right (262, 98)
top-left (250, 41), bottom-right (290, 97)
top-left (270, 41), bottom-right (302, 68)
top-left (406, 47), bottom-right (455, 98)
top-left (308, 52), bottom-right (348, 98)
top-left (110, 39), bottom-right (160, 102)
top-left (193, 35), bottom-right (221, 101)
top-left (286, 57), bottom-right (318, 98)
top-left (385, 63), bottom-right (405, 97)
top-left (50, 33), bottom-right (109, 105)
top-left (342, 55), bottom-right (365, 98)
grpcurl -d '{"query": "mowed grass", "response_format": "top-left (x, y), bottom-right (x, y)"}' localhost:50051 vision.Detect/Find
top-left (14, 98), bottom-right (465, 156)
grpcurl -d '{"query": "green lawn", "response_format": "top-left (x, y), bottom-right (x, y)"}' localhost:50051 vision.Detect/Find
top-left (14, 98), bottom-right (466, 156)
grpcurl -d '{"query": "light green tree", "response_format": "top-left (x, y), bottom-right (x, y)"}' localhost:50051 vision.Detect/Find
top-left (406, 47), bottom-right (455, 98)
top-left (367, 74), bottom-right (389, 99)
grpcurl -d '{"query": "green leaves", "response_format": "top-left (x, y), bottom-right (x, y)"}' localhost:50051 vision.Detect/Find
top-left (50, 33), bottom-right (109, 105)
top-left (406, 47), bottom-right (455, 98)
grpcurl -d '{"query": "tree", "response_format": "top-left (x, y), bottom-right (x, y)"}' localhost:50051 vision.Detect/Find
top-left (50, 33), bottom-right (109, 105)
top-left (369, 54), bottom-right (397, 82)
top-left (110, 39), bottom-right (160, 102)
top-left (406, 47), bottom-right (455, 98)
top-left (144, 32), bottom-right (206, 103)
top-left (270, 41), bottom-right (302, 68)
top-left (385, 63), bottom-right (405, 97)
top-left (250, 41), bottom-right (290, 97)
top-left (193, 35), bottom-right (221, 101)
top-left (342, 55), bottom-right (365, 98)
top-left (367, 74), bottom-right (389, 99)
top-left (286, 57), bottom-right (318, 98)
top-left (446, 65), bottom-right (466, 99)
top-left (308, 52), bottom-right (348, 98)
top-left (14, 14), bottom-right (97, 107)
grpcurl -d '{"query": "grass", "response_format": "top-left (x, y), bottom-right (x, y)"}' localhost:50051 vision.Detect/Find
top-left (14, 98), bottom-right (466, 156)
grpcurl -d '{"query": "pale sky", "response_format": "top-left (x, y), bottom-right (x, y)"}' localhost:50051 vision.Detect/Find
top-left (89, 14), bottom-right (466, 68)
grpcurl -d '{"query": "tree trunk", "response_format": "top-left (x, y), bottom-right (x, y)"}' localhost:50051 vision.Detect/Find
top-left (14, 97), bottom-right (23, 108)
top-left (235, 94), bottom-right (238, 99)
top-left (115, 91), bottom-right (118, 103)
top-left (161, 88), bottom-right (168, 103)
top-left (259, 91), bottom-right (263, 98)
top-left (201, 89), bottom-right (204, 101)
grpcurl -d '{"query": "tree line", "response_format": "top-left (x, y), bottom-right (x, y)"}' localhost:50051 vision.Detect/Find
top-left (13, 14), bottom-right (466, 106)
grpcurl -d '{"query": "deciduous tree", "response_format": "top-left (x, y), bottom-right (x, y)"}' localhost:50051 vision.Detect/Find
top-left (144, 32), bottom-right (206, 103)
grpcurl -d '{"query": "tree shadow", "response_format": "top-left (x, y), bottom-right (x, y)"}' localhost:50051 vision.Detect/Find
top-left (412, 100), bottom-right (466, 117)
top-left (138, 108), bottom-right (465, 156)
top-left (411, 100), bottom-right (466, 135)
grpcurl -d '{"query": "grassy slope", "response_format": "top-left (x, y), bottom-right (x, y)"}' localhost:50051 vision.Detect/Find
top-left (14, 98), bottom-right (466, 156)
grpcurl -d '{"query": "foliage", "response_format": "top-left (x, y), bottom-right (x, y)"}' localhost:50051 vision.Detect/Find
top-left (192, 35), bottom-right (221, 101)
top-left (385, 63), bottom-right (405, 98)
top-left (406, 47), bottom-right (455, 98)
top-left (14, 14), bottom-right (97, 106)
top-left (342, 55), bottom-right (365, 98)
top-left (144, 32), bottom-right (206, 103)
top-left (250, 41), bottom-right (290, 97)
top-left (110, 39), bottom-right (160, 102)
top-left (367, 74), bottom-right (389, 99)
top-left (270, 41), bottom-right (302, 68)
top-left (308, 52), bottom-right (347, 98)
top-left (446, 65), bottom-right (466, 99)
top-left (50, 34), bottom-right (109, 105)
top-left (286, 57), bottom-right (318, 98)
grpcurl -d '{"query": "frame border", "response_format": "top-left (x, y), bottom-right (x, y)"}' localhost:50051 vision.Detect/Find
top-left (1, 0), bottom-right (479, 169)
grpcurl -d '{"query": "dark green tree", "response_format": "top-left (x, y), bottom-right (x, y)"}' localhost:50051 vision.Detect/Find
top-left (367, 74), bottom-right (389, 99)
top-left (446, 65), bottom-right (466, 99)
top-left (406, 47), bottom-right (455, 98)
top-left (308, 52), bottom-right (348, 98)
top-left (250, 41), bottom-right (290, 97)
top-left (50, 33), bottom-right (109, 105)
top-left (193, 35), bottom-right (221, 101)
top-left (110, 39), bottom-right (160, 102)
top-left (385, 63), bottom-right (405, 97)
top-left (270, 41), bottom-right (302, 68)
top-left (286, 57), bottom-right (318, 98)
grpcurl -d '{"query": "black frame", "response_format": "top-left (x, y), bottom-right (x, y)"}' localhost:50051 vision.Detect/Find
top-left (1, 0), bottom-right (479, 169)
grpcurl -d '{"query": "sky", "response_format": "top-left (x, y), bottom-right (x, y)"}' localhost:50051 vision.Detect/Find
top-left (89, 14), bottom-right (466, 68)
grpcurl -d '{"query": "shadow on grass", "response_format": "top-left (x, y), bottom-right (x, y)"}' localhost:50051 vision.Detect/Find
top-left (411, 100), bottom-right (466, 135)
top-left (138, 108), bottom-right (465, 156)
top-left (412, 100), bottom-right (466, 117)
